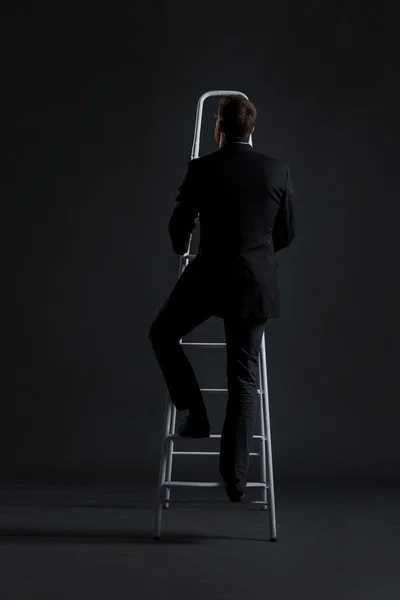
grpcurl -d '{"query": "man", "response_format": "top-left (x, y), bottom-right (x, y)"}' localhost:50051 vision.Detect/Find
top-left (149, 95), bottom-right (295, 502)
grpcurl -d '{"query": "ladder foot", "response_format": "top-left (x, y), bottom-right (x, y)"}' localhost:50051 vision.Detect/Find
top-left (163, 502), bottom-right (170, 509)
top-left (153, 536), bottom-right (161, 541)
top-left (261, 505), bottom-right (268, 511)
top-left (270, 537), bottom-right (277, 542)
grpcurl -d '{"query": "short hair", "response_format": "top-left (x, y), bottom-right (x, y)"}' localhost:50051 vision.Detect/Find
top-left (217, 95), bottom-right (257, 143)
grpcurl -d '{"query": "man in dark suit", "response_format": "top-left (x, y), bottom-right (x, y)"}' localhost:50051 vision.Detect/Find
top-left (149, 95), bottom-right (295, 502)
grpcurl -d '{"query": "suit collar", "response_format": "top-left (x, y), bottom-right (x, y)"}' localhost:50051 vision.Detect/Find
top-left (219, 142), bottom-right (253, 153)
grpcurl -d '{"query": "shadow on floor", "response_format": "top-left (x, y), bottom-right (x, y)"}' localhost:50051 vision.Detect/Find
top-left (0, 527), bottom-right (271, 545)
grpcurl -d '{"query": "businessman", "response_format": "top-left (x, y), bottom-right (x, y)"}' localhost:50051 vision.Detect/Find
top-left (149, 95), bottom-right (295, 502)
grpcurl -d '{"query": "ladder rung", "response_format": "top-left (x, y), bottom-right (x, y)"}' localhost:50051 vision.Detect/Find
top-left (173, 451), bottom-right (260, 456)
top-left (162, 481), bottom-right (267, 489)
top-left (167, 434), bottom-right (266, 441)
top-left (166, 498), bottom-right (269, 505)
top-left (182, 254), bottom-right (196, 260)
top-left (199, 388), bottom-right (262, 394)
top-left (181, 342), bottom-right (226, 347)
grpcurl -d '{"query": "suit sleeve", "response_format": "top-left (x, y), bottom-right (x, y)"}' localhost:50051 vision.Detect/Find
top-left (168, 159), bottom-right (201, 255)
top-left (272, 164), bottom-right (296, 253)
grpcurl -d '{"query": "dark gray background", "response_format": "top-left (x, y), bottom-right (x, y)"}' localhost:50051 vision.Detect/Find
top-left (1, 0), bottom-right (399, 486)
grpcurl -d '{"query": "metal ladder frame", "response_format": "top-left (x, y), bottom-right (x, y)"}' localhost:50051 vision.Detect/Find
top-left (154, 90), bottom-right (277, 542)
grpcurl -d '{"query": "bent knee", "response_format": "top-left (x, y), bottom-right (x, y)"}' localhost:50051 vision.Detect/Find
top-left (148, 319), bottom-right (170, 345)
top-left (148, 320), bottom-right (160, 343)
top-left (149, 319), bottom-right (182, 349)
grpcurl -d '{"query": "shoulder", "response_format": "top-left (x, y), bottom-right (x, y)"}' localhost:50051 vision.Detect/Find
top-left (250, 151), bottom-right (288, 169)
top-left (256, 153), bottom-right (291, 183)
top-left (189, 150), bottom-right (219, 167)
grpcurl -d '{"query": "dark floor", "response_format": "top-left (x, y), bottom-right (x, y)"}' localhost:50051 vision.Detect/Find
top-left (0, 483), bottom-right (399, 599)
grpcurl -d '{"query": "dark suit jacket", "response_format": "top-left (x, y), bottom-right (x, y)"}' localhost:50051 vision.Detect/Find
top-left (168, 143), bottom-right (296, 320)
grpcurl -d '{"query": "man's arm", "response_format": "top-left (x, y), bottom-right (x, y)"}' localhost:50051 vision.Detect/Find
top-left (168, 159), bottom-right (201, 255)
top-left (273, 164), bottom-right (296, 253)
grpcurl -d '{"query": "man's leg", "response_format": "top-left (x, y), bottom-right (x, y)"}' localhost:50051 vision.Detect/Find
top-left (219, 317), bottom-right (267, 500)
top-left (149, 265), bottom-right (213, 435)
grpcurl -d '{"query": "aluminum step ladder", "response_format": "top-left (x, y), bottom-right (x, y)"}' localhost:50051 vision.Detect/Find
top-left (154, 90), bottom-right (277, 542)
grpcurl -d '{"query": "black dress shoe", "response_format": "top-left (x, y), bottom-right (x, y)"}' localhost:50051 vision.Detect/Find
top-left (225, 483), bottom-right (245, 502)
top-left (177, 413), bottom-right (210, 438)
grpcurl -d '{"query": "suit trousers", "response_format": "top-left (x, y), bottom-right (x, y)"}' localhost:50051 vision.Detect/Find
top-left (149, 260), bottom-right (267, 493)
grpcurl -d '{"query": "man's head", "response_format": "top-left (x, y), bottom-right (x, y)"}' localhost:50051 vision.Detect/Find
top-left (214, 95), bottom-right (257, 147)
